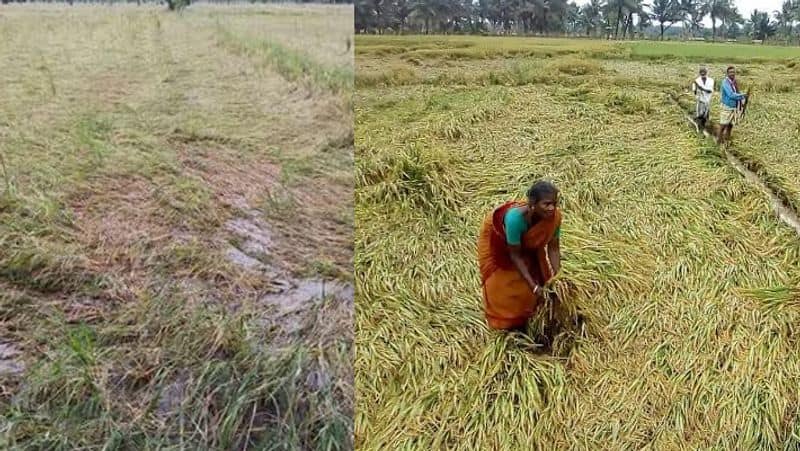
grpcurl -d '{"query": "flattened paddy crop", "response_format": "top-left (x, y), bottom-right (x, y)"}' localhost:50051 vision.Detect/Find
top-left (1, 5), bottom-right (353, 449)
top-left (355, 37), bottom-right (800, 449)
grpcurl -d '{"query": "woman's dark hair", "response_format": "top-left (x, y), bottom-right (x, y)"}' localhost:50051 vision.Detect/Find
top-left (527, 180), bottom-right (558, 202)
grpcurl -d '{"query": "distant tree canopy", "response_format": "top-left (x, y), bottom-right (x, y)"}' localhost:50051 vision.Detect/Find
top-left (355, 0), bottom-right (800, 43)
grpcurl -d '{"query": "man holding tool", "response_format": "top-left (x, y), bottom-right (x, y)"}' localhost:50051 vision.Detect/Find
top-left (717, 65), bottom-right (748, 146)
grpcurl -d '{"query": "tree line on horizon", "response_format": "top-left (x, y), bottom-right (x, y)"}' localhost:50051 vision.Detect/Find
top-left (355, 0), bottom-right (800, 42)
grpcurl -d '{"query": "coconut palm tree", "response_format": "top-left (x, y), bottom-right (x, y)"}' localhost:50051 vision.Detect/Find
top-left (411, 0), bottom-right (438, 33)
top-left (773, 0), bottom-right (794, 40)
top-left (679, 0), bottom-right (704, 37)
top-left (622, 0), bottom-right (649, 38)
top-left (580, 0), bottom-right (606, 36)
top-left (706, 0), bottom-right (734, 40)
top-left (391, 0), bottom-right (414, 32)
top-left (607, 0), bottom-right (648, 38)
top-left (565, 1), bottom-right (583, 34)
top-left (723, 7), bottom-right (744, 39)
top-left (637, 9), bottom-right (653, 35)
top-left (719, 4), bottom-right (742, 38)
top-left (651, 0), bottom-right (683, 39)
top-left (749, 9), bottom-right (777, 41)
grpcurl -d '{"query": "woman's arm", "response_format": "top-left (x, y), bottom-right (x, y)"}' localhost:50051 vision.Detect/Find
top-left (509, 245), bottom-right (541, 296)
top-left (548, 235), bottom-right (561, 276)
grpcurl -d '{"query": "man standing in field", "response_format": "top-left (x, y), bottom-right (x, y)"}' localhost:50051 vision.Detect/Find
top-left (692, 66), bottom-right (713, 132)
top-left (717, 65), bottom-right (747, 146)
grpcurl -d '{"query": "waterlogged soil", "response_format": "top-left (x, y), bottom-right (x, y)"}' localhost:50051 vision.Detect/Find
top-left (260, 278), bottom-right (355, 337)
top-left (261, 278), bottom-right (354, 309)
top-left (0, 341), bottom-right (24, 377)
top-left (225, 216), bottom-right (274, 258)
top-left (156, 370), bottom-right (190, 419)
top-left (223, 203), bottom-right (354, 340)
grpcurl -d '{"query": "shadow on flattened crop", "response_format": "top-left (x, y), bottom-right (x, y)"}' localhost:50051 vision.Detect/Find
top-left (509, 292), bottom-right (588, 358)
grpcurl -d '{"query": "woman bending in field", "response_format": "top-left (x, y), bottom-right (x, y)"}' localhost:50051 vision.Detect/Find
top-left (477, 180), bottom-right (562, 331)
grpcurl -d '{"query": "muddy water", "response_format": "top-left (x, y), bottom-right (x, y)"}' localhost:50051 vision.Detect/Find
top-left (0, 341), bottom-right (24, 376)
top-left (156, 371), bottom-right (189, 418)
top-left (225, 215), bottom-right (274, 257)
top-left (225, 246), bottom-right (267, 270)
top-left (223, 211), bottom-right (279, 275)
top-left (223, 208), bottom-right (354, 337)
top-left (260, 278), bottom-right (354, 336)
top-left (261, 278), bottom-right (354, 316)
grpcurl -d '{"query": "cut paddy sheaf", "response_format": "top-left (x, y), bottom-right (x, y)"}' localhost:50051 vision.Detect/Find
top-left (356, 37), bottom-right (800, 449)
top-left (1, 5), bottom-right (353, 449)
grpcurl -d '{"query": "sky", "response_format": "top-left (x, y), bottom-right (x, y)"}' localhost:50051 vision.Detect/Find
top-left (731, 0), bottom-right (785, 17)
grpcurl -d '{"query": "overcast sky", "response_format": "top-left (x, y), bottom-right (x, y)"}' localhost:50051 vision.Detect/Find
top-left (574, 0), bottom-right (786, 26)
top-left (730, 0), bottom-right (785, 17)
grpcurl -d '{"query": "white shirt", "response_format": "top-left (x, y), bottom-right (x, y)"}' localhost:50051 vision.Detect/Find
top-left (693, 76), bottom-right (714, 104)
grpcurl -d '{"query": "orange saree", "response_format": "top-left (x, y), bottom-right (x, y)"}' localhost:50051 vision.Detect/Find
top-left (477, 200), bottom-right (561, 330)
